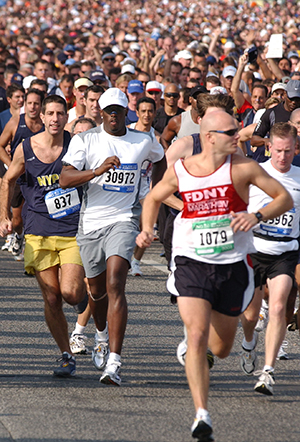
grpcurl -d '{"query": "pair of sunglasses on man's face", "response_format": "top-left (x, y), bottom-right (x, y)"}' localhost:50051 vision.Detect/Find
top-left (209, 128), bottom-right (239, 137)
top-left (164, 92), bottom-right (179, 98)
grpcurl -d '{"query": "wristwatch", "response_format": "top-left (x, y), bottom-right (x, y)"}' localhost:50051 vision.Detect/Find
top-left (254, 211), bottom-right (263, 222)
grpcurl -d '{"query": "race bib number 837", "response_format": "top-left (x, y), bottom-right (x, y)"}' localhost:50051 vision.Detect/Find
top-left (45, 187), bottom-right (81, 219)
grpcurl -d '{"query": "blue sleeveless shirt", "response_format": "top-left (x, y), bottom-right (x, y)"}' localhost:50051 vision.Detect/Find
top-left (22, 131), bottom-right (80, 237)
top-left (11, 114), bottom-right (44, 158)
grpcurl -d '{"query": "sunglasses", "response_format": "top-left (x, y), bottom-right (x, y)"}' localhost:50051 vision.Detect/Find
top-left (209, 128), bottom-right (238, 137)
top-left (148, 90), bottom-right (160, 95)
top-left (103, 105), bottom-right (124, 115)
top-left (104, 58), bottom-right (115, 62)
top-left (165, 93), bottom-right (179, 98)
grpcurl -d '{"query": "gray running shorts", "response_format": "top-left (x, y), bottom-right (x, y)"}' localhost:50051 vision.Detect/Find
top-left (76, 220), bottom-right (139, 278)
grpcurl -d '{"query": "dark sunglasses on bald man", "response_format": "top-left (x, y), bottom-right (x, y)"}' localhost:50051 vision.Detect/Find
top-left (209, 128), bottom-right (238, 137)
top-left (165, 92), bottom-right (179, 98)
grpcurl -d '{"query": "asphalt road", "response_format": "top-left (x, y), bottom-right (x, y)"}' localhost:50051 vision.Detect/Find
top-left (0, 239), bottom-right (300, 442)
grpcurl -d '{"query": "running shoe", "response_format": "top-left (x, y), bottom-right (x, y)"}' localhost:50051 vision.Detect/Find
top-left (53, 352), bottom-right (76, 377)
top-left (255, 305), bottom-right (269, 332)
top-left (14, 241), bottom-right (25, 261)
top-left (176, 339), bottom-right (214, 369)
top-left (191, 414), bottom-right (214, 441)
top-left (100, 360), bottom-right (121, 386)
top-left (1, 234), bottom-right (14, 251)
top-left (11, 233), bottom-right (24, 256)
top-left (276, 340), bottom-right (289, 360)
top-left (254, 370), bottom-right (275, 396)
top-left (92, 332), bottom-right (109, 370)
top-left (153, 224), bottom-right (159, 240)
top-left (240, 331), bottom-right (259, 376)
top-left (177, 338), bottom-right (187, 366)
top-left (69, 333), bottom-right (88, 355)
top-left (287, 311), bottom-right (298, 331)
top-left (130, 260), bottom-right (143, 276)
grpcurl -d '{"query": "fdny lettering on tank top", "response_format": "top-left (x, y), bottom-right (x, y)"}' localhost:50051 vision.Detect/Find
top-left (102, 163), bottom-right (138, 193)
top-left (181, 185), bottom-right (238, 255)
top-left (182, 185), bottom-right (233, 216)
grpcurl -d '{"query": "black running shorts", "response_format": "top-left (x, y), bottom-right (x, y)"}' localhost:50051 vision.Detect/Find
top-left (11, 183), bottom-right (24, 208)
top-left (251, 250), bottom-right (299, 289)
top-left (168, 255), bottom-right (254, 317)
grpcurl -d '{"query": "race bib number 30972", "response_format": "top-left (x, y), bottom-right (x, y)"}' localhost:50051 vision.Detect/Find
top-left (103, 163), bottom-right (138, 193)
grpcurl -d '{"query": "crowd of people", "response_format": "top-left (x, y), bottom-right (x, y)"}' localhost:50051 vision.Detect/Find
top-left (0, 1), bottom-right (300, 441)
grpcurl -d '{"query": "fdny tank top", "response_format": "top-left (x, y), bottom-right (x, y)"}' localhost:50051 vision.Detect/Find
top-left (22, 131), bottom-right (80, 237)
top-left (11, 114), bottom-right (44, 158)
top-left (171, 155), bottom-right (254, 264)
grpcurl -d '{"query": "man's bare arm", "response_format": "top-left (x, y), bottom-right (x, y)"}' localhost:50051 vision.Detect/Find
top-left (250, 134), bottom-right (269, 147)
top-left (230, 159), bottom-right (293, 233)
top-left (231, 53), bottom-right (248, 110)
top-left (0, 143), bottom-right (25, 236)
top-left (136, 165), bottom-right (178, 247)
top-left (160, 115), bottom-right (181, 151)
top-left (59, 156), bottom-right (121, 189)
top-left (0, 117), bottom-right (18, 166)
top-left (166, 135), bottom-right (194, 167)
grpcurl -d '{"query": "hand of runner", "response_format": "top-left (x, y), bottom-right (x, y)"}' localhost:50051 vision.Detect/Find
top-left (230, 211), bottom-right (258, 233)
top-left (94, 156), bottom-right (120, 177)
top-left (136, 231), bottom-right (154, 248)
top-left (0, 219), bottom-right (13, 237)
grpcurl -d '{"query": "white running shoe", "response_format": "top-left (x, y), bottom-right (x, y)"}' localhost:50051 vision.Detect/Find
top-left (191, 413), bottom-right (214, 441)
top-left (255, 305), bottom-right (269, 332)
top-left (92, 332), bottom-right (109, 370)
top-left (240, 331), bottom-right (259, 376)
top-left (100, 360), bottom-right (121, 386)
top-left (254, 370), bottom-right (275, 396)
top-left (69, 333), bottom-right (88, 355)
top-left (276, 340), bottom-right (289, 360)
top-left (11, 233), bottom-right (24, 256)
top-left (130, 260), bottom-right (143, 276)
top-left (1, 234), bottom-right (14, 251)
top-left (177, 338), bottom-right (187, 366)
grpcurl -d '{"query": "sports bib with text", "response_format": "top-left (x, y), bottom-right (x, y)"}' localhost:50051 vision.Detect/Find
top-left (45, 187), bottom-right (81, 219)
top-left (103, 163), bottom-right (138, 193)
top-left (260, 207), bottom-right (296, 236)
top-left (192, 218), bottom-right (234, 255)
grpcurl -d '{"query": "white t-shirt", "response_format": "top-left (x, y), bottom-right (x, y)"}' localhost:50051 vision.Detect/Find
top-left (248, 159), bottom-right (300, 255)
top-left (67, 107), bottom-right (77, 123)
top-left (62, 125), bottom-right (164, 234)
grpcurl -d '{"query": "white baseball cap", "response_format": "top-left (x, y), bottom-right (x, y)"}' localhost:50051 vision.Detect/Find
top-left (146, 81), bottom-right (162, 92)
top-left (99, 88), bottom-right (128, 110)
top-left (222, 66), bottom-right (237, 78)
top-left (121, 64), bottom-right (136, 74)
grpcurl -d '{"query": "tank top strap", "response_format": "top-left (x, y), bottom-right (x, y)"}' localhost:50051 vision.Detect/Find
top-left (22, 137), bottom-right (34, 161)
top-left (192, 133), bottom-right (202, 155)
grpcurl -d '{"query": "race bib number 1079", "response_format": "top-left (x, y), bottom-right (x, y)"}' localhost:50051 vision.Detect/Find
top-left (192, 218), bottom-right (234, 255)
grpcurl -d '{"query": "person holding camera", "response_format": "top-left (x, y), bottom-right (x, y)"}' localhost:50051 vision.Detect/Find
top-left (231, 51), bottom-right (268, 159)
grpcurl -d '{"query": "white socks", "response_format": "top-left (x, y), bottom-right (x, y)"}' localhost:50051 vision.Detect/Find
top-left (73, 322), bottom-right (86, 335)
